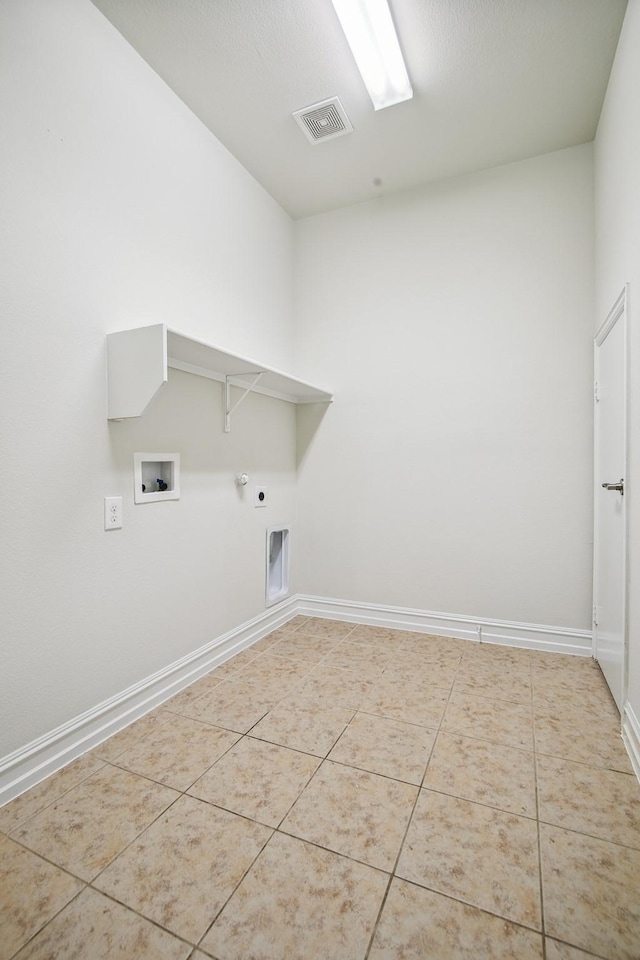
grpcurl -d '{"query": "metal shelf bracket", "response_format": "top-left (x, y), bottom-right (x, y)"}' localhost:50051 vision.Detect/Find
top-left (224, 372), bottom-right (264, 432)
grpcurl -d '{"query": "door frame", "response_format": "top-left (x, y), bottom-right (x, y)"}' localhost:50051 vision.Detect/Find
top-left (592, 285), bottom-right (629, 708)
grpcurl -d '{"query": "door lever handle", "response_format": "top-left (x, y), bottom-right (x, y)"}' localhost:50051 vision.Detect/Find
top-left (601, 479), bottom-right (624, 495)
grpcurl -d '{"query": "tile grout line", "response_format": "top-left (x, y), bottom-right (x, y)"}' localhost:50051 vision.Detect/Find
top-left (192, 826), bottom-right (277, 955)
top-left (187, 624), bottom-right (378, 954)
top-left (0, 757), bottom-right (109, 837)
top-left (84, 883), bottom-right (196, 952)
top-left (530, 651), bottom-right (549, 959)
top-left (7, 759), bottom-right (187, 885)
top-left (362, 872), bottom-right (395, 960)
top-left (188, 629), bottom-right (459, 957)
top-left (363, 641), bottom-right (464, 959)
top-left (6, 885), bottom-right (88, 960)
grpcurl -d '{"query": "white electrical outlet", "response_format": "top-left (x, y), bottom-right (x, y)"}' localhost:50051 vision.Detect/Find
top-left (104, 496), bottom-right (123, 530)
top-left (254, 486), bottom-right (267, 508)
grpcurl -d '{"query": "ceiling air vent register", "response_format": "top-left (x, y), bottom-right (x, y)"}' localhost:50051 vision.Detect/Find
top-left (293, 97), bottom-right (353, 145)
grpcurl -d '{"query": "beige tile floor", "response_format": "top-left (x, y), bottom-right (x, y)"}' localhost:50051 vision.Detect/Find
top-left (2, 616), bottom-right (640, 959)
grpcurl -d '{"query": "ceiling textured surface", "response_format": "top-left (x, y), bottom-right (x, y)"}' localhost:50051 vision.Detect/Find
top-left (89, 0), bottom-right (627, 219)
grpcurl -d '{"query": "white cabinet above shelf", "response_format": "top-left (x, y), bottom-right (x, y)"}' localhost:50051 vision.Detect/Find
top-left (107, 324), bottom-right (333, 430)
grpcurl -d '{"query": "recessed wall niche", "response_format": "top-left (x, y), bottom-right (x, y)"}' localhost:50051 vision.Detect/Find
top-left (134, 453), bottom-right (180, 503)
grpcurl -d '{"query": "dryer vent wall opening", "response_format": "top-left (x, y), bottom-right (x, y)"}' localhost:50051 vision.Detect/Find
top-left (266, 526), bottom-right (291, 607)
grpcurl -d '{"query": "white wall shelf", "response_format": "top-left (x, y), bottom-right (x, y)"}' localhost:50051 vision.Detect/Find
top-left (107, 324), bottom-right (333, 429)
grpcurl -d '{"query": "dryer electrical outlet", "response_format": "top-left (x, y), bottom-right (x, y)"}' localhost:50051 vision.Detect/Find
top-left (255, 486), bottom-right (268, 507)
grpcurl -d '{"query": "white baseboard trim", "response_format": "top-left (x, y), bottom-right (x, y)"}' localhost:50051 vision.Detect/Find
top-left (0, 593), bottom-right (593, 808)
top-left (296, 595), bottom-right (593, 656)
top-left (622, 702), bottom-right (640, 783)
top-left (0, 598), bottom-right (297, 808)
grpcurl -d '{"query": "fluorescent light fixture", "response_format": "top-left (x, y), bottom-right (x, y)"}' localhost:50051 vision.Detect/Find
top-left (331, 0), bottom-right (413, 110)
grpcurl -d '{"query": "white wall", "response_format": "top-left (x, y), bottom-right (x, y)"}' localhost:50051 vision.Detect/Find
top-left (0, 0), bottom-right (296, 757)
top-left (594, 1), bottom-right (640, 728)
top-left (294, 146), bottom-right (595, 632)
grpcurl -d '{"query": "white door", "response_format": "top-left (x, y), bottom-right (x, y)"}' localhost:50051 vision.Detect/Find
top-left (593, 287), bottom-right (628, 711)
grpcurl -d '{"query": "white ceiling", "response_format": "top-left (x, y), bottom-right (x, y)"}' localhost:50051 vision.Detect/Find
top-left (90, 0), bottom-right (627, 220)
